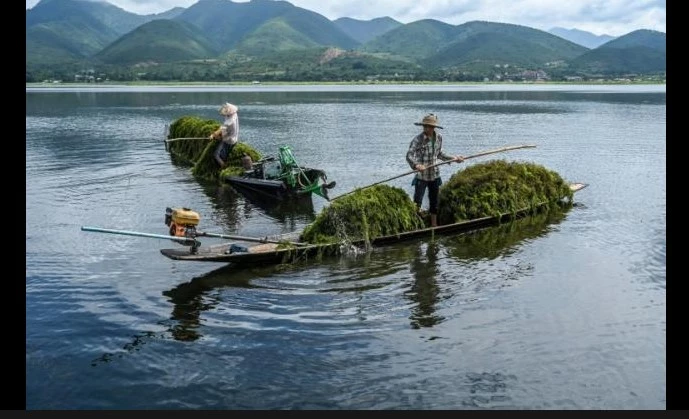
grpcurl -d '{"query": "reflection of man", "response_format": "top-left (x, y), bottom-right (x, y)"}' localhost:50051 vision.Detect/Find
top-left (406, 242), bottom-right (444, 329)
top-left (163, 280), bottom-right (214, 342)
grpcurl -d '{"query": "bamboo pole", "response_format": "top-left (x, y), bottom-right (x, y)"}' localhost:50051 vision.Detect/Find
top-left (329, 144), bottom-right (537, 201)
top-left (81, 226), bottom-right (199, 245)
top-left (81, 226), bottom-right (307, 247)
top-left (195, 231), bottom-right (307, 246)
top-left (164, 137), bottom-right (209, 143)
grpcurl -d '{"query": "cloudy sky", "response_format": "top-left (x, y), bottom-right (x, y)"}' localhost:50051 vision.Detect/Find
top-left (26, 0), bottom-right (666, 37)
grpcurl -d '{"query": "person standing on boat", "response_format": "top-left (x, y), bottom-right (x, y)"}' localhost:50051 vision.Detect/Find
top-left (209, 102), bottom-right (239, 168)
top-left (406, 113), bottom-right (464, 227)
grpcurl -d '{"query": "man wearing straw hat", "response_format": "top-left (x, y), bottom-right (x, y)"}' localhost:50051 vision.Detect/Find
top-left (209, 102), bottom-right (239, 168)
top-left (406, 113), bottom-right (465, 227)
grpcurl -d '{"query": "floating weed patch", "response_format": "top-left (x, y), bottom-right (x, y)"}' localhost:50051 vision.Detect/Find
top-left (300, 185), bottom-right (425, 244)
top-left (437, 159), bottom-right (573, 225)
top-left (167, 115), bottom-right (218, 164)
top-left (167, 116), bottom-right (262, 182)
top-left (300, 160), bottom-right (573, 245)
top-left (193, 143), bottom-right (262, 181)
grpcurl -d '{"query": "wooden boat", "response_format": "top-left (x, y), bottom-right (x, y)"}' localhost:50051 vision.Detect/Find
top-left (160, 183), bottom-right (588, 265)
top-left (224, 146), bottom-right (336, 201)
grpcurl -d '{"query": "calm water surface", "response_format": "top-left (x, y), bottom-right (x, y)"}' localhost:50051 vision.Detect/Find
top-left (26, 84), bottom-right (666, 409)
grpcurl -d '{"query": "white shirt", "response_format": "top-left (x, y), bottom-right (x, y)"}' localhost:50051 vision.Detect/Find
top-left (220, 113), bottom-right (238, 145)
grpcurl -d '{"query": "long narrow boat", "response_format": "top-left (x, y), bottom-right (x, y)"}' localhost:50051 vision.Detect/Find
top-left (160, 183), bottom-right (588, 265)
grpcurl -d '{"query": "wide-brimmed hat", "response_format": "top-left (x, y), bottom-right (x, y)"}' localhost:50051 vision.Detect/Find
top-left (219, 102), bottom-right (238, 116)
top-left (413, 113), bottom-right (443, 129)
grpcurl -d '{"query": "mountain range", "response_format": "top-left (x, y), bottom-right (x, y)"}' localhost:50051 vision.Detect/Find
top-left (26, 0), bottom-right (666, 82)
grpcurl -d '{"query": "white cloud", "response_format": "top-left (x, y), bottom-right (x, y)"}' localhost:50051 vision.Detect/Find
top-left (26, 0), bottom-right (666, 36)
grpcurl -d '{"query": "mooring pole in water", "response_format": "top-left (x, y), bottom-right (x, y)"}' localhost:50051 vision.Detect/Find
top-left (329, 144), bottom-right (537, 201)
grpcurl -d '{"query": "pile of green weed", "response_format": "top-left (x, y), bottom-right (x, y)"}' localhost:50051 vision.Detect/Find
top-left (437, 160), bottom-right (573, 224)
top-left (167, 115), bottom-right (262, 182)
top-left (300, 184), bottom-right (425, 244)
top-left (167, 116), bottom-right (218, 164)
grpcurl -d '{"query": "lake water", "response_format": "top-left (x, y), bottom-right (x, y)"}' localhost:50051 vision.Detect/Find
top-left (26, 84), bottom-right (666, 409)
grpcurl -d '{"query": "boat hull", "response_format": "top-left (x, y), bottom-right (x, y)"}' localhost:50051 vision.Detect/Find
top-left (160, 182), bottom-right (588, 265)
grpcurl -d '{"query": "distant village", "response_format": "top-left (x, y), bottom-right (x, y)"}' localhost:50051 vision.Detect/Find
top-left (38, 67), bottom-right (664, 85)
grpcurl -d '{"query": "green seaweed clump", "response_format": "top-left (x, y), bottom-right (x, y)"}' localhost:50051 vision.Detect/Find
top-left (300, 184), bottom-right (426, 244)
top-left (194, 142), bottom-right (262, 181)
top-left (437, 159), bottom-right (573, 225)
top-left (167, 115), bottom-right (262, 182)
top-left (167, 115), bottom-right (218, 164)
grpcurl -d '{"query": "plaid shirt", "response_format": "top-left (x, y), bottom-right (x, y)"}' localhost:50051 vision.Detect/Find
top-left (406, 131), bottom-right (454, 181)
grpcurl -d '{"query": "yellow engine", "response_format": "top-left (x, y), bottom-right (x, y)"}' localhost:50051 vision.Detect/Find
top-left (164, 207), bottom-right (200, 238)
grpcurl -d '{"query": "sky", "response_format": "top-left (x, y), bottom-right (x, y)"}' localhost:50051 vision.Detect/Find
top-left (25, 0), bottom-right (666, 37)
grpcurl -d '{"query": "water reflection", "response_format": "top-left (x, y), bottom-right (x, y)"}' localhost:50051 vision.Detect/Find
top-left (405, 242), bottom-right (444, 329)
top-left (219, 183), bottom-right (316, 225)
top-left (162, 265), bottom-right (258, 342)
top-left (445, 207), bottom-right (570, 261)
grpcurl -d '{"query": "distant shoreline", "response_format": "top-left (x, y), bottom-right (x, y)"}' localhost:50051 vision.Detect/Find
top-left (26, 80), bottom-right (666, 88)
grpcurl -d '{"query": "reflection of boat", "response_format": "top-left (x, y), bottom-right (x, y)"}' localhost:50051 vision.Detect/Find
top-left (222, 183), bottom-right (316, 222)
top-left (160, 183), bottom-right (588, 265)
top-left (223, 146), bottom-right (336, 201)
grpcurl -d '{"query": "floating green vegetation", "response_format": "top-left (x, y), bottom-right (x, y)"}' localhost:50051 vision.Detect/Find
top-left (167, 115), bottom-right (218, 164)
top-left (194, 142), bottom-right (262, 181)
top-left (300, 184), bottom-right (426, 244)
top-left (299, 160), bottom-right (573, 245)
top-left (167, 115), bottom-right (262, 182)
top-left (437, 159), bottom-right (573, 225)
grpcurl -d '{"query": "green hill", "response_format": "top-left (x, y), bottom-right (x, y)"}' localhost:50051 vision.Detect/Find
top-left (25, 0), bottom-right (666, 81)
top-left (95, 19), bottom-right (219, 64)
top-left (333, 17), bottom-right (402, 44)
top-left (234, 17), bottom-right (321, 55)
top-left (360, 19), bottom-right (457, 60)
top-left (567, 29), bottom-right (666, 74)
top-left (176, 0), bottom-right (357, 54)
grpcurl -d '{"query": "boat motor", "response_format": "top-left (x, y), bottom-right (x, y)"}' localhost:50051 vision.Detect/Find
top-left (165, 207), bottom-right (200, 239)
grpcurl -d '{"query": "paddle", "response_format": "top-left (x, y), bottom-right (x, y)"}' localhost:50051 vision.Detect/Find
top-left (81, 225), bottom-right (308, 246)
top-left (329, 144), bottom-right (537, 201)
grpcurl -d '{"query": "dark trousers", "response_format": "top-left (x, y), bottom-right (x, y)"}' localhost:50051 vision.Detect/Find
top-left (215, 141), bottom-right (235, 164)
top-left (413, 178), bottom-right (441, 214)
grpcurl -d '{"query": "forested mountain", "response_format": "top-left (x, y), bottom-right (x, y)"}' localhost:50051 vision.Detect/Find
top-left (548, 27), bottom-right (616, 49)
top-left (175, 0), bottom-right (358, 54)
top-left (566, 29), bottom-right (666, 74)
top-left (26, 0), bottom-right (177, 64)
top-left (95, 19), bottom-right (219, 64)
top-left (361, 20), bottom-right (587, 70)
top-left (333, 17), bottom-right (402, 44)
top-left (25, 0), bottom-right (666, 82)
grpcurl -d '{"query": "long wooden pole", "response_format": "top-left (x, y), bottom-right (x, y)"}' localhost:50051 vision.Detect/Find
top-left (164, 137), bottom-right (208, 143)
top-left (329, 144), bottom-right (536, 201)
top-left (81, 226), bottom-right (307, 246)
top-left (81, 226), bottom-right (200, 246)
top-left (195, 231), bottom-right (308, 246)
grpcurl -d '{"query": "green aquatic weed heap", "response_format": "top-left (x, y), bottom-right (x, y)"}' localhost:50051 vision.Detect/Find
top-left (437, 159), bottom-right (573, 225)
top-left (300, 185), bottom-right (426, 244)
top-left (167, 115), bottom-right (262, 182)
top-left (167, 115), bottom-right (217, 163)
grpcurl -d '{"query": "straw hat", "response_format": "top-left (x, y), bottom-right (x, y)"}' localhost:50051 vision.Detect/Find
top-left (219, 102), bottom-right (238, 116)
top-left (414, 113), bottom-right (443, 129)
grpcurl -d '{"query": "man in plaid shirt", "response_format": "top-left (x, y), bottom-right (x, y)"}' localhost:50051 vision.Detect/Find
top-left (406, 113), bottom-right (464, 227)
